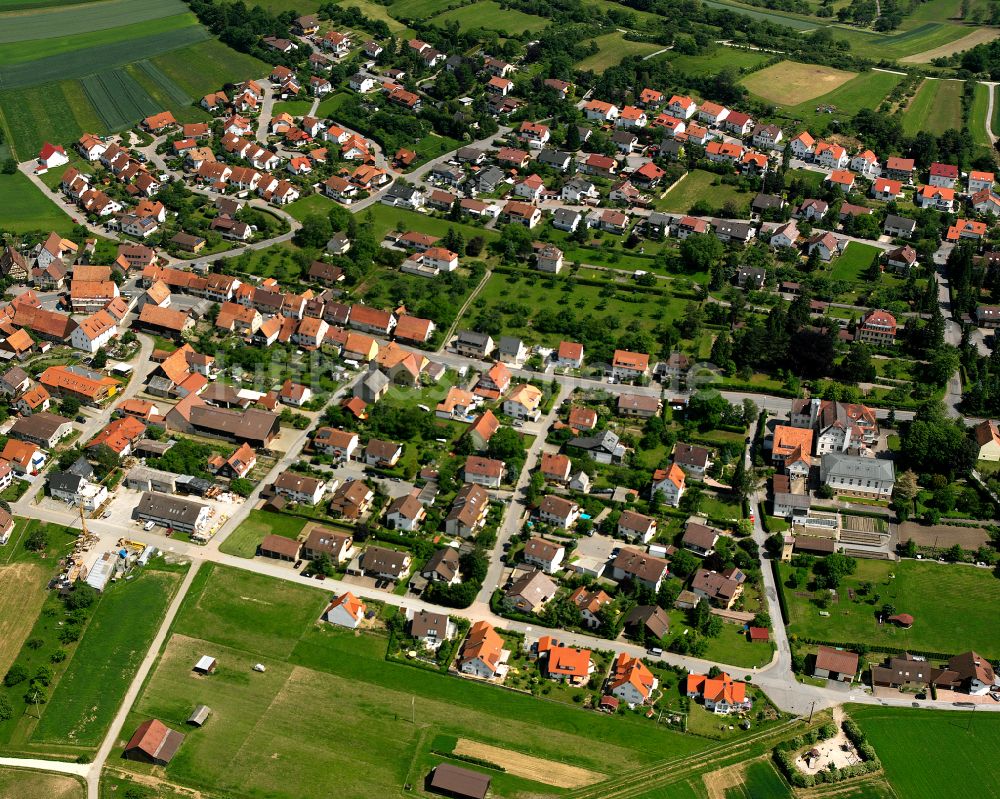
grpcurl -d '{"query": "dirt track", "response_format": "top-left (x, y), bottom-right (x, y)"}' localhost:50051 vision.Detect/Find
top-left (901, 28), bottom-right (1000, 63)
top-left (453, 739), bottom-right (604, 788)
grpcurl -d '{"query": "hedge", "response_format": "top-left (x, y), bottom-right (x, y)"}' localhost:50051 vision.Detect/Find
top-left (773, 717), bottom-right (881, 788)
top-left (796, 637), bottom-right (998, 665)
top-left (771, 560), bottom-right (790, 624)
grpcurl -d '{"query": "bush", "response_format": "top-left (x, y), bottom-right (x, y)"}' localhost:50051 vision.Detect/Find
top-left (24, 528), bottom-right (49, 552)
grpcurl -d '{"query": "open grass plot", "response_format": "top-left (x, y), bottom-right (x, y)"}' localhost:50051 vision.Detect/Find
top-left (0, 767), bottom-right (83, 799)
top-left (899, 25), bottom-right (1000, 62)
top-left (660, 169), bottom-right (752, 214)
top-left (742, 61), bottom-right (857, 106)
top-left (778, 558), bottom-right (1000, 655)
top-left (576, 32), bottom-right (664, 71)
top-left (665, 47), bottom-right (772, 74)
top-left (389, 0), bottom-right (455, 18)
top-left (701, 0), bottom-right (821, 29)
top-left (0, 560), bottom-right (50, 679)
top-left (832, 21), bottom-right (972, 60)
top-left (829, 241), bottom-right (881, 282)
top-left (0, 170), bottom-right (77, 233)
top-left (0, 0), bottom-right (188, 44)
top-left (431, 1), bottom-right (549, 34)
top-left (219, 509), bottom-right (308, 558)
top-left (902, 79), bottom-right (964, 136)
top-left (850, 705), bottom-right (1000, 799)
top-left (32, 564), bottom-right (185, 748)
top-left (969, 82), bottom-right (993, 149)
top-left (132, 59), bottom-right (193, 106)
top-left (82, 68), bottom-right (161, 131)
top-left (172, 564), bottom-right (328, 660)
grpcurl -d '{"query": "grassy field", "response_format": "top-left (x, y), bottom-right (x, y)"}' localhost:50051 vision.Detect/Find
top-left (902, 78), bottom-right (964, 135)
top-left (970, 81), bottom-right (993, 149)
top-left (389, 0), bottom-right (454, 17)
top-left (333, 0), bottom-right (410, 33)
top-left (0, 767), bottom-right (83, 799)
top-left (778, 558), bottom-right (1000, 655)
top-left (31, 564), bottom-right (184, 749)
top-left (722, 760), bottom-right (791, 798)
top-left (117, 563), bottom-right (713, 799)
top-left (576, 32), bottom-right (664, 71)
top-left (0, 170), bottom-right (77, 233)
top-left (219, 509), bottom-right (308, 558)
top-left (899, 25), bottom-right (1000, 62)
top-left (741, 61), bottom-right (857, 106)
top-left (782, 70), bottom-right (904, 126)
top-left (665, 47), bottom-right (772, 73)
top-left (850, 705), bottom-right (1000, 799)
top-left (462, 269), bottom-right (688, 347)
top-left (432, 1), bottom-right (548, 33)
top-left (661, 169), bottom-right (752, 214)
top-left (701, 0), bottom-right (820, 29)
top-left (0, 520), bottom-right (53, 678)
top-left (829, 241), bottom-right (882, 281)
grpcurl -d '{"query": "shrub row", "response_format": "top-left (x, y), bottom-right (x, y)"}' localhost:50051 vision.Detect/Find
top-left (430, 750), bottom-right (506, 773)
top-left (795, 637), bottom-right (997, 664)
top-left (773, 718), bottom-right (881, 788)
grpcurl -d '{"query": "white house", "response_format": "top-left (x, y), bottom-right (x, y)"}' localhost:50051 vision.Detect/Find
top-left (523, 536), bottom-right (565, 573)
top-left (70, 310), bottom-right (117, 354)
top-left (323, 592), bottom-right (366, 628)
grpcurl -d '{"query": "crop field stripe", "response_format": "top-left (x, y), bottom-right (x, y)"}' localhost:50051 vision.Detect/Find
top-left (135, 59), bottom-right (192, 105)
top-left (0, 0), bottom-right (188, 44)
top-left (0, 24), bottom-right (208, 89)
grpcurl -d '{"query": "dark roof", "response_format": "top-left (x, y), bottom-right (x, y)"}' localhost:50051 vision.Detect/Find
top-left (624, 605), bottom-right (670, 638)
top-left (429, 763), bottom-right (491, 799)
top-left (135, 491), bottom-right (205, 525)
top-left (48, 471), bottom-right (84, 495)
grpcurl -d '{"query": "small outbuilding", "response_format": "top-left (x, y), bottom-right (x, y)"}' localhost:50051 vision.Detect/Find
top-left (748, 626), bottom-right (769, 643)
top-left (123, 719), bottom-right (185, 765)
top-left (887, 613), bottom-right (914, 628)
top-left (187, 704), bottom-right (212, 727)
top-left (193, 655), bottom-right (217, 674)
top-left (427, 763), bottom-right (491, 799)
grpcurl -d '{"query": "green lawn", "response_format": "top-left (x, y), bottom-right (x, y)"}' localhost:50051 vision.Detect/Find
top-left (431, 1), bottom-right (549, 33)
top-left (661, 169), bottom-right (751, 215)
top-left (0, 767), bottom-right (84, 799)
top-left (0, 171), bottom-right (76, 234)
top-left (389, 0), bottom-right (454, 17)
top-left (219, 509), bottom-right (308, 558)
top-left (728, 760), bottom-right (791, 798)
top-left (119, 564), bottom-right (713, 799)
top-left (31, 564), bottom-right (185, 749)
top-left (576, 32), bottom-right (664, 71)
top-left (850, 705), bottom-right (1000, 799)
top-left (829, 241), bottom-right (882, 282)
top-left (700, 0), bottom-right (820, 29)
top-left (273, 99), bottom-right (314, 118)
top-left (902, 79), bottom-right (964, 136)
top-left (829, 21), bottom-right (973, 60)
top-left (149, 38), bottom-right (268, 100)
top-left (778, 559), bottom-right (1000, 655)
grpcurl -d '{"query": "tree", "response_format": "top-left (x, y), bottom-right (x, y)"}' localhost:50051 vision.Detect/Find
top-left (60, 397), bottom-right (81, 418)
top-left (0, 695), bottom-right (11, 721)
top-left (63, 583), bottom-right (97, 610)
top-left (4, 663), bottom-right (28, 687)
top-left (814, 552), bottom-right (857, 589)
top-left (881, 603), bottom-right (896, 618)
top-left (901, 538), bottom-right (918, 558)
top-left (565, 122), bottom-right (581, 151)
top-left (668, 548), bottom-right (699, 579)
top-left (91, 348), bottom-right (108, 369)
top-left (24, 528), bottom-right (48, 552)
top-left (229, 478), bottom-right (254, 497)
top-left (679, 233), bottom-right (723, 274)
top-left (294, 213), bottom-right (333, 248)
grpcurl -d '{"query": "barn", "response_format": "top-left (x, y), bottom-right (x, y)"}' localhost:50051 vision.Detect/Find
top-left (123, 719), bottom-right (185, 765)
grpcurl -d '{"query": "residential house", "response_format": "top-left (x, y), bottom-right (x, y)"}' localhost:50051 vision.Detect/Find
top-left (686, 672), bottom-right (751, 714)
top-left (650, 463), bottom-right (685, 506)
top-left (458, 621), bottom-right (506, 679)
top-left (538, 495), bottom-right (579, 529)
top-left (504, 570), bottom-right (557, 613)
top-left (523, 536), bottom-right (565, 573)
top-left (323, 592), bottom-right (366, 628)
top-left (445, 483), bottom-right (491, 538)
top-left (617, 510), bottom-right (657, 544)
top-left (681, 520), bottom-right (719, 556)
top-left (570, 587), bottom-right (612, 629)
top-left (857, 309), bottom-right (897, 345)
top-left (464, 455), bottom-right (505, 489)
top-left (611, 548), bottom-right (670, 591)
top-left (813, 646), bottom-right (859, 682)
top-left (692, 567), bottom-right (746, 609)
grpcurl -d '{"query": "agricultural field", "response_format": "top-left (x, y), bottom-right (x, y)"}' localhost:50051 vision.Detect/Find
top-left (0, 0), bottom-right (187, 44)
top-left (829, 241), bottom-right (882, 282)
top-left (777, 558), bottom-right (1000, 655)
top-left (0, 169), bottom-right (77, 233)
top-left (30, 563), bottom-right (185, 750)
top-left (116, 564), bottom-right (712, 799)
top-left (0, 11), bottom-right (199, 65)
top-left (219, 509), bottom-right (308, 558)
top-left (0, 79), bottom-right (105, 158)
top-left (147, 39), bottom-right (267, 100)
top-left (741, 61), bottom-right (857, 106)
top-left (0, 767), bottom-right (83, 799)
top-left (388, 0), bottom-right (455, 18)
top-left (832, 21), bottom-right (974, 61)
top-left (81, 68), bottom-right (161, 130)
top-left (899, 25), bottom-right (1000, 63)
top-left (431, 1), bottom-right (549, 34)
top-left (850, 705), bottom-right (1000, 799)
top-left (902, 79), bottom-right (964, 136)
top-left (660, 169), bottom-right (753, 215)
top-left (576, 32), bottom-right (665, 71)
top-left (0, 520), bottom-right (52, 678)
top-left (700, 0), bottom-right (821, 29)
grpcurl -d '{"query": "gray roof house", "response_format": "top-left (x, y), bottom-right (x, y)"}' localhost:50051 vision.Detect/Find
top-left (538, 149), bottom-right (573, 171)
top-left (820, 453), bottom-right (895, 499)
top-left (883, 214), bottom-right (917, 239)
top-left (476, 166), bottom-right (505, 193)
top-left (568, 430), bottom-right (625, 464)
top-left (552, 207), bottom-right (582, 232)
top-left (381, 183), bottom-right (424, 210)
top-left (453, 330), bottom-right (494, 358)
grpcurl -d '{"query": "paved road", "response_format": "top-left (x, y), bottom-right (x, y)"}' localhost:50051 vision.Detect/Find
top-left (476, 383), bottom-right (568, 604)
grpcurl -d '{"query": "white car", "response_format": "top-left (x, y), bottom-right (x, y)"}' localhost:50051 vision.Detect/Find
top-left (143, 520), bottom-right (156, 531)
